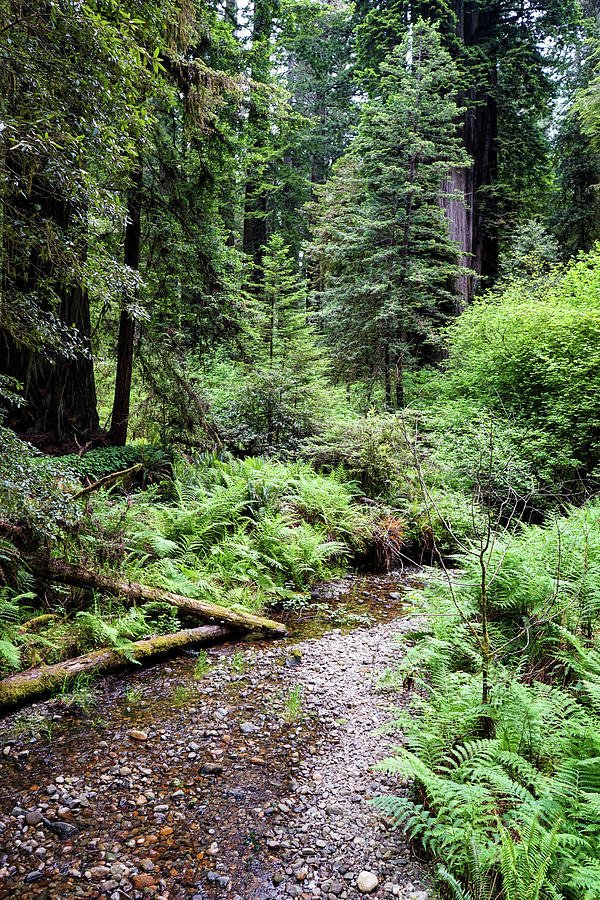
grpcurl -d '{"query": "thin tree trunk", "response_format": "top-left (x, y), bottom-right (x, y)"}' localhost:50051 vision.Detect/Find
top-left (109, 165), bottom-right (142, 446)
top-left (384, 341), bottom-right (391, 406)
top-left (243, 0), bottom-right (274, 283)
top-left (394, 353), bottom-right (404, 408)
top-left (225, 0), bottom-right (237, 30)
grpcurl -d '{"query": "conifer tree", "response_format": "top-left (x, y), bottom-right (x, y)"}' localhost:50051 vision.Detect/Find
top-left (243, 0), bottom-right (279, 278)
top-left (236, 232), bottom-right (326, 448)
top-left (354, 0), bottom-right (579, 296)
top-left (313, 19), bottom-right (470, 406)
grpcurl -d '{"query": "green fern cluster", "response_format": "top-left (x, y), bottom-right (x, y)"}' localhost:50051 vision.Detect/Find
top-left (1, 454), bottom-right (378, 675)
top-left (0, 584), bottom-right (60, 672)
top-left (88, 455), bottom-right (376, 611)
top-left (377, 502), bottom-right (600, 900)
top-left (74, 603), bottom-right (180, 660)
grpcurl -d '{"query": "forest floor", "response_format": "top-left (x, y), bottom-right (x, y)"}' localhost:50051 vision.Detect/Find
top-left (0, 573), bottom-right (430, 900)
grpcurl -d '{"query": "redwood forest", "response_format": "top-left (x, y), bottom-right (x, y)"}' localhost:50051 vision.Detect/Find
top-left (2, 1), bottom-right (600, 899)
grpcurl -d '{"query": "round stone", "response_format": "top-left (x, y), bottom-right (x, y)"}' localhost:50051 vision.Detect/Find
top-left (357, 872), bottom-right (379, 894)
top-left (25, 811), bottom-right (42, 827)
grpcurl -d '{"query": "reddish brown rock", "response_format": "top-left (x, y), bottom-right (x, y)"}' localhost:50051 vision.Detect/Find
top-left (133, 873), bottom-right (155, 889)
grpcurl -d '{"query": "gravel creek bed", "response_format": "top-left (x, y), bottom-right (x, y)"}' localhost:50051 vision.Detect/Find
top-left (0, 573), bottom-right (430, 900)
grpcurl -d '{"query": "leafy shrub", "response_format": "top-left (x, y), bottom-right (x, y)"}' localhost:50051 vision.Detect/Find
top-left (303, 411), bottom-right (414, 498)
top-left (420, 402), bottom-right (538, 506)
top-left (61, 444), bottom-right (172, 484)
top-left (0, 425), bottom-right (79, 537)
top-left (200, 349), bottom-right (345, 455)
top-left (303, 410), bottom-right (490, 553)
top-left (445, 246), bottom-right (600, 488)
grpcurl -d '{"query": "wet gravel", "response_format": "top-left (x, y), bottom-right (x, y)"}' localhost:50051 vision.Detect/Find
top-left (0, 574), bottom-right (429, 900)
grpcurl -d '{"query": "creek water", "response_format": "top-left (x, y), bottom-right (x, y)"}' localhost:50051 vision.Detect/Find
top-left (0, 571), bottom-right (423, 900)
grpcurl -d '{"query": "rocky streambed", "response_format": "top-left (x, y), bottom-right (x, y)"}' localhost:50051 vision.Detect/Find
top-left (0, 573), bottom-right (430, 900)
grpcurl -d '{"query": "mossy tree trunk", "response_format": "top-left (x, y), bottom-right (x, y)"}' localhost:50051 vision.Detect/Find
top-left (31, 558), bottom-right (288, 635)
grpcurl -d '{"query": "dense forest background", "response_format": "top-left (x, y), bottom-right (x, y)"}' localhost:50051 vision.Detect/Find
top-left (2, 0), bottom-right (600, 460)
top-left (4, 1), bottom-right (600, 897)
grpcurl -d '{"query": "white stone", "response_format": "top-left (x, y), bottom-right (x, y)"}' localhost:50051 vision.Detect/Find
top-left (357, 872), bottom-right (379, 894)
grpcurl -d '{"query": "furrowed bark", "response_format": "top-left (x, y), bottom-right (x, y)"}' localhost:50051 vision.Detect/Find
top-left (31, 558), bottom-right (288, 636)
top-left (0, 624), bottom-right (230, 713)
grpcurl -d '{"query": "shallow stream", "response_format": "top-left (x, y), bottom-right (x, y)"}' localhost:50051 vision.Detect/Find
top-left (0, 571), bottom-right (427, 900)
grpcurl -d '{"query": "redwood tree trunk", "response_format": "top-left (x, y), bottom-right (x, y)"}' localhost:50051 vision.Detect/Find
top-left (242, 0), bottom-right (274, 282)
top-left (446, 0), bottom-right (500, 303)
top-left (109, 166), bottom-right (142, 446)
top-left (1, 160), bottom-right (99, 445)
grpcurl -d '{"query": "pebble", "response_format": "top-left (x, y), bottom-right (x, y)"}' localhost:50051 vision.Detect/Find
top-left (128, 729), bottom-right (148, 741)
top-left (201, 762), bottom-right (224, 775)
top-left (25, 811), bottom-right (42, 826)
top-left (357, 872), bottom-right (379, 894)
top-left (89, 865), bottom-right (110, 881)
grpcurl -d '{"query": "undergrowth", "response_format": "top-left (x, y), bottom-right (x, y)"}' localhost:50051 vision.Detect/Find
top-left (88, 454), bottom-right (375, 610)
top-left (0, 453), bottom-right (383, 674)
top-left (376, 502), bottom-right (600, 900)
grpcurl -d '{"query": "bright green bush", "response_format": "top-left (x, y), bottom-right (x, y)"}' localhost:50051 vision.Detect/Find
top-left (446, 246), bottom-right (600, 485)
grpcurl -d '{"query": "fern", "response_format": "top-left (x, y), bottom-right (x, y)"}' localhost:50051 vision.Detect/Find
top-left (0, 587), bottom-right (36, 670)
top-left (374, 501), bottom-right (600, 900)
top-left (499, 817), bottom-right (563, 900)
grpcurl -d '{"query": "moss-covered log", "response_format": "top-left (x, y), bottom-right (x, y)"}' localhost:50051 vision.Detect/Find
top-left (31, 558), bottom-right (288, 636)
top-left (0, 624), bottom-right (230, 713)
top-left (19, 614), bottom-right (58, 632)
top-left (73, 463), bottom-right (143, 499)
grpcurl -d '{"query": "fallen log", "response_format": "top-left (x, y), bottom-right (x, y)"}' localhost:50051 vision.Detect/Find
top-left (0, 624), bottom-right (230, 713)
top-left (31, 558), bottom-right (288, 636)
top-left (73, 463), bottom-right (143, 500)
top-left (19, 613), bottom-right (58, 632)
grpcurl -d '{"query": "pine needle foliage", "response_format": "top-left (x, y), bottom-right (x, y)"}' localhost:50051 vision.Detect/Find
top-left (311, 19), bottom-right (471, 403)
